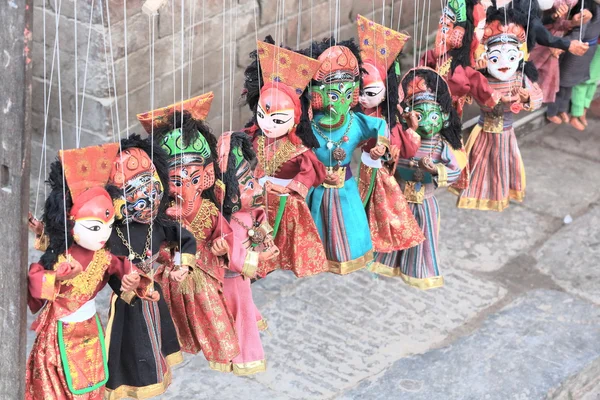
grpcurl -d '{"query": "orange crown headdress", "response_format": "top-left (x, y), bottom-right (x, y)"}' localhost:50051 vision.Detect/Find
top-left (313, 45), bottom-right (360, 83)
top-left (400, 67), bottom-right (450, 106)
top-left (59, 142), bottom-right (119, 222)
top-left (482, 20), bottom-right (526, 47)
top-left (356, 14), bottom-right (410, 86)
top-left (136, 92), bottom-right (214, 134)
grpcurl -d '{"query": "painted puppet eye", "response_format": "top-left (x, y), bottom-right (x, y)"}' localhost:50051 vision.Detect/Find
top-left (416, 113), bottom-right (423, 121)
top-left (328, 92), bottom-right (339, 101)
top-left (346, 92), bottom-right (353, 100)
top-left (430, 114), bottom-right (440, 122)
top-left (273, 119), bottom-right (286, 124)
top-left (489, 56), bottom-right (499, 64)
top-left (247, 181), bottom-right (254, 189)
top-left (85, 225), bottom-right (101, 232)
top-left (441, 27), bottom-right (449, 34)
top-left (257, 111), bottom-right (265, 119)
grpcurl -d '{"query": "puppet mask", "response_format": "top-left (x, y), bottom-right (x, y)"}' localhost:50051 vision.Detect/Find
top-left (169, 162), bottom-right (215, 218)
top-left (311, 81), bottom-right (356, 127)
top-left (409, 102), bottom-right (449, 138)
top-left (237, 160), bottom-right (264, 211)
top-left (434, 1), bottom-right (467, 57)
top-left (257, 87), bottom-right (296, 139)
top-left (71, 189), bottom-right (115, 251)
top-left (123, 170), bottom-right (164, 224)
top-left (486, 42), bottom-right (523, 81)
top-left (537, 0), bottom-right (554, 10)
top-left (360, 63), bottom-right (386, 109)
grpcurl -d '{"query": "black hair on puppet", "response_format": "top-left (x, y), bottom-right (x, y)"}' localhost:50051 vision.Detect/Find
top-left (485, 2), bottom-right (539, 82)
top-left (448, 0), bottom-right (477, 73)
top-left (221, 131), bottom-right (256, 221)
top-left (38, 161), bottom-right (121, 270)
top-left (152, 110), bottom-right (220, 206)
top-left (242, 35), bottom-right (321, 149)
top-left (400, 68), bottom-right (463, 150)
top-left (116, 133), bottom-right (174, 227)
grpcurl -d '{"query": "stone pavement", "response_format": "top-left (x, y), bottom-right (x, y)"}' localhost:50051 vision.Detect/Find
top-left (25, 118), bottom-right (600, 399)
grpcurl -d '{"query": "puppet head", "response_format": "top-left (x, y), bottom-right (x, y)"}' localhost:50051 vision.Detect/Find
top-left (255, 41), bottom-right (322, 144)
top-left (137, 92), bottom-right (219, 220)
top-left (308, 38), bottom-right (362, 128)
top-left (400, 67), bottom-right (462, 149)
top-left (356, 15), bottom-right (410, 111)
top-left (218, 131), bottom-right (263, 218)
top-left (434, 0), bottom-right (468, 57)
top-left (482, 7), bottom-right (527, 82)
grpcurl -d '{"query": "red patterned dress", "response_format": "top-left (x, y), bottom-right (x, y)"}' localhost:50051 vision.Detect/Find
top-left (155, 199), bottom-right (239, 371)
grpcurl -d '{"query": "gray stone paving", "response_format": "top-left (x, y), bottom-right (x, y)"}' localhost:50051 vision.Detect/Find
top-left (25, 118), bottom-right (600, 399)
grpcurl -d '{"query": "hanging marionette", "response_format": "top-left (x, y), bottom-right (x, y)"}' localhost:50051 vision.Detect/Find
top-left (392, 67), bottom-right (465, 289)
top-left (457, 4), bottom-right (543, 212)
top-left (104, 134), bottom-right (197, 399)
top-left (136, 92), bottom-right (241, 372)
top-left (241, 37), bottom-right (329, 278)
top-left (304, 37), bottom-right (389, 274)
top-left (26, 143), bottom-right (154, 400)
top-left (217, 131), bottom-right (279, 375)
top-left (352, 14), bottom-right (425, 273)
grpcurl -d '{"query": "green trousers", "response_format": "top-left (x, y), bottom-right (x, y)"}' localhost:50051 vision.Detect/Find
top-left (571, 46), bottom-right (600, 117)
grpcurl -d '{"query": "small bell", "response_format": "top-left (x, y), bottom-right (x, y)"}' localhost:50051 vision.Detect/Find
top-left (326, 141), bottom-right (334, 150)
top-left (128, 253), bottom-right (135, 261)
top-left (248, 229), bottom-right (255, 238)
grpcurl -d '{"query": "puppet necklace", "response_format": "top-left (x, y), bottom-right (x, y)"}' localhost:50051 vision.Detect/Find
top-left (312, 112), bottom-right (354, 166)
top-left (116, 226), bottom-right (152, 261)
top-left (231, 214), bottom-right (264, 245)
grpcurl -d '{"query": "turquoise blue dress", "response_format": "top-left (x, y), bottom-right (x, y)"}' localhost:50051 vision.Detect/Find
top-left (306, 111), bottom-right (387, 274)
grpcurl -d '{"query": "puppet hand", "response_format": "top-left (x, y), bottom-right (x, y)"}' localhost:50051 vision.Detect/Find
top-left (170, 267), bottom-right (189, 282)
top-left (56, 259), bottom-right (83, 281)
top-left (517, 88), bottom-right (530, 104)
top-left (569, 40), bottom-right (589, 56)
top-left (418, 156), bottom-right (437, 175)
top-left (501, 93), bottom-right (520, 104)
top-left (550, 48), bottom-right (564, 58)
top-left (265, 181), bottom-right (290, 195)
top-left (263, 234), bottom-right (275, 249)
top-left (572, 11), bottom-right (593, 27)
top-left (259, 245), bottom-right (280, 262)
top-left (166, 206), bottom-right (183, 219)
top-left (121, 272), bottom-right (140, 292)
top-left (554, 4), bottom-right (569, 19)
top-left (369, 145), bottom-right (386, 160)
top-left (324, 172), bottom-right (340, 186)
top-left (475, 58), bottom-right (487, 70)
top-left (210, 238), bottom-right (229, 256)
top-left (28, 212), bottom-right (44, 236)
top-left (143, 290), bottom-right (161, 302)
top-left (389, 145), bottom-right (401, 163)
top-left (402, 111), bottom-right (420, 131)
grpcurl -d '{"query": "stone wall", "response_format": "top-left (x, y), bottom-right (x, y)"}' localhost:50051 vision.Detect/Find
top-left (29, 0), bottom-right (441, 211)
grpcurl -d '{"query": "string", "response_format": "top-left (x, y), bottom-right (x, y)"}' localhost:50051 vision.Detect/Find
top-left (74, 1), bottom-right (79, 148)
top-left (124, 0), bottom-right (130, 138)
top-left (99, 0), bottom-right (116, 143)
top-left (179, 0), bottom-right (185, 262)
top-left (521, 0), bottom-right (533, 87)
top-left (53, 0), bottom-right (69, 255)
top-left (77, 0), bottom-right (96, 145)
top-left (202, 0), bottom-right (205, 92)
top-left (297, 0), bottom-right (302, 49)
top-left (397, 0), bottom-right (403, 32)
top-left (172, 0), bottom-right (176, 105)
top-left (580, 0), bottom-right (584, 41)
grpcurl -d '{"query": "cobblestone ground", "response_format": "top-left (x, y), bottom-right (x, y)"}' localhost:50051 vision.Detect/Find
top-left (26, 118), bottom-right (600, 399)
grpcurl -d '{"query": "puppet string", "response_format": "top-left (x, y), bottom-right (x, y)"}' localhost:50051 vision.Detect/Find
top-left (74, 1), bottom-right (79, 148)
top-left (77, 0), bottom-right (95, 146)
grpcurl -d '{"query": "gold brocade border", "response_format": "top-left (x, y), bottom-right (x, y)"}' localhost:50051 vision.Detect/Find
top-left (166, 351), bottom-right (183, 367)
top-left (104, 369), bottom-right (173, 400)
top-left (328, 250), bottom-right (373, 275)
top-left (257, 319), bottom-right (268, 331)
top-left (232, 360), bottom-right (266, 376)
top-left (322, 167), bottom-right (347, 189)
top-left (104, 293), bottom-right (118, 357)
top-left (447, 186), bottom-right (461, 196)
top-left (378, 135), bottom-right (391, 149)
top-left (368, 262), bottom-right (444, 290)
top-left (242, 251), bottom-right (259, 279)
top-left (457, 189), bottom-right (524, 212)
top-left (208, 361), bottom-right (234, 373)
top-left (436, 163), bottom-right (448, 188)
top-left (180, 253), bottom-right (196, 268)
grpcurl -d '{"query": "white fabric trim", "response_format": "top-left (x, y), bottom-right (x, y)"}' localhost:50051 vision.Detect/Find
top-left (361, 151), bottom-right (382, 169)
top-left (59, 299), bottom-right (96, 323)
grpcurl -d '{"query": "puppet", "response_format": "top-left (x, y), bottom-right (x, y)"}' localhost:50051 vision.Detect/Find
top-left (305, 37), bottom-right (388, 274)
top-left (242, 38), bottom-right (329, 278)
top-left (381, 67), bottom-right (464, 288)
top-left (104, 135), bottom-right (197, 399)
top-left (25, 143), bottom-right (151, 400)
top-left (457, 5), bottom-right (543, 211)
top-left (137, 93), bottom-right (240, 371)
top-left (218, 131), bottom-right (279, 375)
top-left (353, 15), bottom-right (425, 264)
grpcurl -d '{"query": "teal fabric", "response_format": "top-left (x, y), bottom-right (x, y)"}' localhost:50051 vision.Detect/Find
top-left (307, 112), bottom-right (387, 262)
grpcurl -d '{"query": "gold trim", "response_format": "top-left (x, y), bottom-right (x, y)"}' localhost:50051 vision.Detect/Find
top-left (208, 361), bottom-right (234, 373)
top-left (368, 262), bottom-right (444, 290)
top-left (257, 221), bottom-right (273, 236)
top-left (447, 186), bottom-right (461, 196)
top-left (328, 250), bottom-right (373, 275)
top-left (322, 167), bottom-right (346, 189)
top-left (457, 189), bottom-right (524, 212)
top-left (242, 251), bottom-right (259, 279)
top-left (104, 293), bottom-right (118, 355)
top-left (34, 234), bottom-right (49, 251)
top-left (120, 290), bottom-right (136, 305)
top-left (188, 200), bottom-right (219, 242)
top-left (105, 369), bottom-right (173, 400)
top-left (257, 319), bottom-right (268, 331)
top-left (165, 351), bottom-right (183, 367)
top-left (40, 271), bottom-right (57, 301)
top-left (436, 163), bottom-right (448, 188)
top-left (232, 359), bottom-right (266, 376)
top-left (378, 135), bottom-right (391, 149)
top-left (180, 253), bottom-right (196, 268)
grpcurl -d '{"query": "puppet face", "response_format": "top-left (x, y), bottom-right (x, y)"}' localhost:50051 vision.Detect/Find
top-left (237, 161), bottom-right (264, 211)
top-left (537, 0), bottom-right (554, 10)
top-left (475, 18), bottom-right (486, 42)
top-left (434, 14), bottom-right (465, 57)
top-left (486, 42), bottom-right (523, 81)
top-left (311, 81), bottom-right (355, 126)
top-left (71, 194), bottom-right (115, 251)
top-left (410, 102), bottom-right (449, 138)
top-left (169, 162), bottom-right (215, 219)
top-left (123, 170), bottom-right (164, 224)
top-left (360, 82), bottom-right (386, 109)
top-left (257, 88), bottom-right (295, 139)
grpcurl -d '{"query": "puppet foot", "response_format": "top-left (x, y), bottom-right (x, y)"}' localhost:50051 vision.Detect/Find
top-left (581, 109), bottom-right (588, 126)
top-left (570, 117), bottom-right (586, 131)
top-left (559, 112), bottom-right (570, 123)
top-left (546, 115), bottom-right (562, 124)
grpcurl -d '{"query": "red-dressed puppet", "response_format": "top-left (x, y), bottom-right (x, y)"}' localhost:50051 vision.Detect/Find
top-left (242, 37), bottom-right (329, 278)
top-left (26, 143), bottom-right (152, 400)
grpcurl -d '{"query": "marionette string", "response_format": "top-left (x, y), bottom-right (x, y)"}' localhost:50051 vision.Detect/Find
top-left (77, 0), bottom-right (96, 147)
top-left (521, 0), bottom-right (533, 87)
